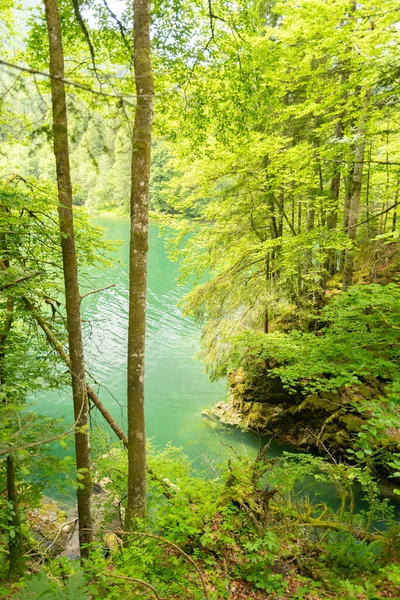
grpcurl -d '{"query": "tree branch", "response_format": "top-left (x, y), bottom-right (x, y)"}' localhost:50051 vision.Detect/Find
top-left (348, 200), bottom-right (400, 229)
top-left (89, 564), bottom-right (161, 599)
top-left (116, 530), bottom-right (209, 600)
top-left (0, 271), bottom-right (44, 291)
top-left (80, 284), bottom-right (115, 301)
top-left (321, 157), bottom-right (400, 167)
top-left (0, 59), bottom-right (140, 105)
top-left (101, 0), bottom-right (133, 59)
top-left (70, 0), bottom-right (99, 80)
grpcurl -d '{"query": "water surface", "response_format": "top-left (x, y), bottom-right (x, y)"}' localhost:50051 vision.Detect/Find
top-left (32, 217), bottom-right (399, 521)
top-left (34, 217), bottom-right (273, 468)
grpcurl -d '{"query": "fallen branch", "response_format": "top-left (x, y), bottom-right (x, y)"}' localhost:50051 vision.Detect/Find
top-left (25, 519), bottom-right (78, 558)
top-left (89, 564), bottom-right (162, 599)
top-left (23, 296), bottom-right (127, 446)
top-left (117, 530), bottom-right (209, 600)
top-left (24, 296), bottom-right (176, 500)
top-left (270, 505), bottom-right (384, 542)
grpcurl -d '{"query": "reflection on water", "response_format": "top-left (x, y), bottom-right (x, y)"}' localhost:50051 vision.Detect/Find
top-left (33, 217), bottom-right (276, 467)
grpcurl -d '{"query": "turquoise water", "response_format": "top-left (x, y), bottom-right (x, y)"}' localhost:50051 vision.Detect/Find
top-left (33, 217), bottom-right (276, 470)
top-left (31, 217), bottom-right (399, 521)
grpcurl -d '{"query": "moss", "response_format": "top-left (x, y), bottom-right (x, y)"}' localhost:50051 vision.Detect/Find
top-left (215, 367), bottom-right (399, 476)
top-left (296, 394), bottom-right (340, 413)
top-left (339, 414), bottom-right (363, 433)
top-left (355, 383), bottom-right (372, 400)
top-left (329, 429), bottom-right (350, 448)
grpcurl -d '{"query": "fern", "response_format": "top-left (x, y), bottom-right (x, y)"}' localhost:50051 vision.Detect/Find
top-left (17, 570), bottom-right (89, 600)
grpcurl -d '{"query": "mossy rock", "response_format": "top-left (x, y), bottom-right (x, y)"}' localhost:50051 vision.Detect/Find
top-left (339, 414), bottom-right (363, 433)
top-left (296, 394), bottom-right (341, 414)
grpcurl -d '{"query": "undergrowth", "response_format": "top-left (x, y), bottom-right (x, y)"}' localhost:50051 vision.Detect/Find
top-left (2, 442), bottom-right (400, 599)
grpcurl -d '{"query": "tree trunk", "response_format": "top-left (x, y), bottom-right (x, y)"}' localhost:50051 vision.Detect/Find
top-left (0, 300), bottom-right (23, 580)
top-left (263, 253), bottom-right (270, 333)
top-left (338, 167), bottom-right (353, 272)
top-left (326, 118), bottom-right (344, 275)
top-left (342, 90), bottom-right (372, 291)
top-left (43, 0), bottom-right (92, 558)
top-left (6, 455), bottom-right (23, 579)
top-left (1, 208), bottom-right (23, 579)
top-left (303, 201), bottom-right (315, 280)
top-left (125, 0), bottom-right (154, 529)
top-left (392, 182), bottom-right (399, 233)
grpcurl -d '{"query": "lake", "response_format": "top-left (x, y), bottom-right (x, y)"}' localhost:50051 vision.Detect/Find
top-left (31, 216), bottom-right (399, 520)
top-left (32, 216), bottom-right (278, 473)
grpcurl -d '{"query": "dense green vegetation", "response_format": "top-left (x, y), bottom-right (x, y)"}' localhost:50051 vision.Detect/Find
top-left (1, 0), bottom-right (400, 597)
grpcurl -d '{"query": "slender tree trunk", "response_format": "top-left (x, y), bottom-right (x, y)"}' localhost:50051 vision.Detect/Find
top-left (342, 89), bottom-right (372, 291)
top-left (43, 0), bottom-right (92, 557)
top-left (6, 455), bottom-right (23, 579)
top-left (303, 201), bottom-right (315, 278)
top-left (1, 209), bottom-right (23, 579)
top-left (291, 193), bottom-right (295, 231)
top-left (326, 118), bottom-right (344, 275)
top-left (125, 0), bottom-right (154, 529)
top-left (0, 299), bottom-right (23, 580)
top-left (277, 189), bottom-right (284, 238)
top-left (338, 167), bottom-right (353, 272)
top-left (392, 182), bottom-right (399, 233)
top-left (263, 253), bottom-right (270, 333)
top-left (365, 144), bottom-right (372, 238)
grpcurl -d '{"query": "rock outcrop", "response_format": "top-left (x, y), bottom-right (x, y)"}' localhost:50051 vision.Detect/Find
top-left (204, 368), bottom-right (399, 474)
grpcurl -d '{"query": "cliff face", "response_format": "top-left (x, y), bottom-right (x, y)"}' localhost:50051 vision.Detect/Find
top-left (208, 368), bottom-right (399, 473)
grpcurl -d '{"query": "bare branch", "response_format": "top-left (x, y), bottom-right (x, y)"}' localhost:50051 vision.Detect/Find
top-left (71, 0), bottom-right (99, 80)
top-left (0, 403), bottom-right (85, 457)
top-left (349, 200), bottom-right (400, 229)
top-left (89, 564), bottom-right (162, 599)
top-left (0, 59), bottom-right (140, 106)
top-left (80, 283), bottom-right (115, 301)
top-left (117, 531), bottom-right (209, 600)
top-left (321, 156), bottom-right (400, 167)
top-left (101, 0), bottom-right (133, 59)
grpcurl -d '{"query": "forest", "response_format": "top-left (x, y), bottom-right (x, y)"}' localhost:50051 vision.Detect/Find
top-left (1, 0), bottom-right (400, 598)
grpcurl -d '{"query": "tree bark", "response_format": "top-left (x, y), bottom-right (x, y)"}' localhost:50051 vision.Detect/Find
top-left (392, 182), bottom-right (399, 233)
top-left (6, 455), bottom-right (23, 579)
top-left (342, 90), bottom-right (372, 291)
top-left (125, 0), bottom-right (154, 528)
top-left (1, 208), bottom-right (23, 579)
top-left (0, 298), bottom-right (23, 579)
top-left (326, 118), bottom-right (344, 275)
top-left (43, 0), bottom-right (92, 557)
top-left (338, 166), bottom-right (353, 273)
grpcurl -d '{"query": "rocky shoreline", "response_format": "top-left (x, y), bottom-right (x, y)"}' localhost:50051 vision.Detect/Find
top-left (203, 368), bottom-right (400, 479)
top-left (26, 476), bottom-right (121, 562)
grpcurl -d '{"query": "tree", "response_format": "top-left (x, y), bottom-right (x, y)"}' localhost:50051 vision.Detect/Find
top-left (125, 0), bottom-right (154, 528)
top-left (0, 203), bottom-right (23, 579)
top-left (156, 0), bottom-right (400, 375)
top-left (0, 179), bottom-right (70, 578)
top-left (43, 0), bottom-right (92, 558)
top-left (342, 88), bottom-right (372, 291)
